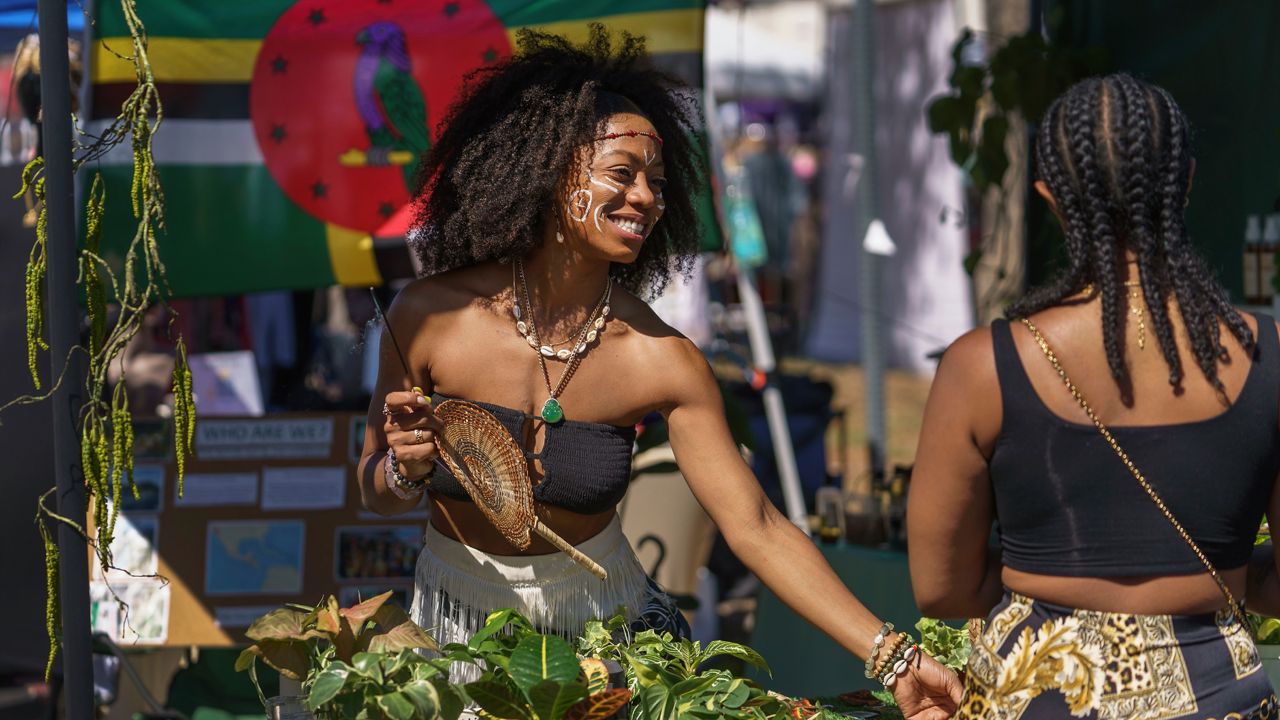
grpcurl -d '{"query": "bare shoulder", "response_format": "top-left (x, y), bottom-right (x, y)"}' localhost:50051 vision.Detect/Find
top-left (609, 288), bottom-right (714, 406)
top-left (938, 324), bottom-right (998, 385)
top-left (390, 264), bottom-right (501, 319)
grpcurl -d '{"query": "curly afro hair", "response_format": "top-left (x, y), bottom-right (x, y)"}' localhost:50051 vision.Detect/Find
top-left (409, 24), bottom-right (706, 298)
top-left (1009, 74), bottom-right (1253, 394)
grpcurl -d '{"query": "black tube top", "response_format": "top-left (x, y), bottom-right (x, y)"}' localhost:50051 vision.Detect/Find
top-left (988, 315), bottom-right (1280, 576)
top-left (426, 393), bottom-right (637, 515)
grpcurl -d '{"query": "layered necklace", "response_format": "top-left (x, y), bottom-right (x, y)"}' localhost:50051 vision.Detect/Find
top-left (512, 259), bottom-right (612, 423)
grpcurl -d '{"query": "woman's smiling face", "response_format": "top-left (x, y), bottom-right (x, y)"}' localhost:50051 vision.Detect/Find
top-left (556, 112), bottom-right (666, 263)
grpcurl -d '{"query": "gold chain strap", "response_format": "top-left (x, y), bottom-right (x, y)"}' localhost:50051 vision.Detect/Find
top-left (1019, 318), bottom-right (1246, 628)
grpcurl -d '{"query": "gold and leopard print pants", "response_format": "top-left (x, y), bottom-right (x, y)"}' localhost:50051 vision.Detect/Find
top-left (958, 591), bottom-right (1277, 720)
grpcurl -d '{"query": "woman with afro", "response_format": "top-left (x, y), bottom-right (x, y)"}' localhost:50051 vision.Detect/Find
top-left (909, 74), bottom-right (1280, 717)
top-left (357, 25), bottom-right (961, 716)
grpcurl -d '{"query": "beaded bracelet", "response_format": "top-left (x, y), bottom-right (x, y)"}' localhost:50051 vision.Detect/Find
top-left (385, 447), bottom-right (431, 500)
top-left (863, 622), bottom-right (894, 679)
top-left (872, 631), bottom-right (909, 679)
top-left (878, 635), bottom-right (920, 689)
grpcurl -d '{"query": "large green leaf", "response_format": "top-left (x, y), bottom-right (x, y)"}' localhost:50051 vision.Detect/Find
top-left (637, 684), bottom-right (677, 720)
top-left (700, 641), bottom-right (770, 673)
top-left (528, 680), bottom-right (588, 720)
top-left (626, 653), bottom-right (674, 689)
top-left (509, 635), bottom-right (579, 694)
top-left (469, 609), bottom-right (535, 650)
top-left (466, 680), bottom-right (531, 720)
top-left (306, 663), bottom-right (351, 711)
top-left (245, 607), bottom-right (314, 642)
top-left (251, 639), bottom-right (310, 681)
top-left (375, 691), bottom-right (416, 720)
top-left (434, 678), bottom-right (466, 720)
top-left (399, 681), bottom-right (441, 718)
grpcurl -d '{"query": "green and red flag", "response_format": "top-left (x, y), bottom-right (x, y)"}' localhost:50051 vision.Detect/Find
top-left (88, 0), bottom-right (708, 297)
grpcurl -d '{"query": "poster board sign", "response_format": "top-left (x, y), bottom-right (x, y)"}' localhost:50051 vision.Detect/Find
top-left (89, 412), bottom-right (421, 646)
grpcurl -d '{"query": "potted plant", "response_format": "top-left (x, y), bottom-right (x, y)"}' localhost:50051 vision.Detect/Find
top-left (236, 590), bottom-right (462, 719)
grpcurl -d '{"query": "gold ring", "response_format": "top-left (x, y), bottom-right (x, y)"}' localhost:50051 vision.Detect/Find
top-left (413, 428), bottom-right (425, 444)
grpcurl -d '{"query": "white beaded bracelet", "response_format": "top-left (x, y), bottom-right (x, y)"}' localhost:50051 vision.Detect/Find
top-left (385, 448), bottom-right (429, 500)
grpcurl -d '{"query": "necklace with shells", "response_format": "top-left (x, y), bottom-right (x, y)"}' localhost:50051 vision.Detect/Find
top-left (512, 259), bottom-right (611, 422)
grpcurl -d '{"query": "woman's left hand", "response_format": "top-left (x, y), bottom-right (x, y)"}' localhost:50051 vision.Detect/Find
top-left (890, 653), bottom-right (964, 720)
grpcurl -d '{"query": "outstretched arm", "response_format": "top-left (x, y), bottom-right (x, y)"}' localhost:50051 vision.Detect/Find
top-left (662, 340), bottom-right (961, 718)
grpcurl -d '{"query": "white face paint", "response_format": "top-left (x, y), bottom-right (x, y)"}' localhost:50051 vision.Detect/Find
top-left (566, 188), bottom-right (592, 223)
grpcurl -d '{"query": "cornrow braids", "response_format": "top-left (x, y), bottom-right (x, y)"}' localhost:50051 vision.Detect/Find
top-left (409, 24), bottom-right (705, 299)
top-left (1008, 74), bottom-right (1254, 394)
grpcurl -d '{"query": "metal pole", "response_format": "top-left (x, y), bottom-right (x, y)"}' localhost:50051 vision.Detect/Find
top-left (734, 271), bottom-right (810, 532)
top-left (38, 1), bottom-right (94, 717)
top-left (853, 0), bottom-right (887, 478)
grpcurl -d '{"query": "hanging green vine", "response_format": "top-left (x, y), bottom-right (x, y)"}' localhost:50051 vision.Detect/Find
top-left (10, 0), bottom-right (196, 678)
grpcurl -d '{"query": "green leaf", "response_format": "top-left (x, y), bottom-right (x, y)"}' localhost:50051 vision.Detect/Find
top-left (528, 680), bottom-right (588, 720)
top-left (470, 609), bottom-right (535, 649)
top-left (719, 679), bottom-right (751, 709)
top-left (466, 680), bottom-right (532, 720)
top-left (375, 691), bottom-right (416, 720)
top-left (351, 652), bottom-right (384, 684)
top-left (244, 607), bottom-right (314, 642)
top-left (510, 635), bottom-right (579, 694)
top-left (637, 684), bottom-right (677, 720)
top-left (669, 675), bottom-right (716, 698)
top-left (233, 647), bottom-right (257, 673)
top-left (434, 679), bottom-right (466, 720)
top-left (399, 680), bottom-right (441, 718)
top-left (306, 663), bottom-right (351, 711)
top-left (625, 653), bottom-right (672, 689)
top-left (926, 96), bottom-right (963, 134)
top-left (253, 639), bottom-right (310, 681)
top-left (700, 641), bottom-right (771, 673)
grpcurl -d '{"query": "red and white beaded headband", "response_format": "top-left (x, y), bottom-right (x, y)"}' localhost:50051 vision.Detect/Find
top-left (593, 130), bottom-right (663, 145)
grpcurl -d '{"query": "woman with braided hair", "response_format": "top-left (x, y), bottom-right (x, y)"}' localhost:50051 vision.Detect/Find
top-left (356, 25), bottom-right (962, 715)
top-left (908, 74), bottom-right (1280, 717)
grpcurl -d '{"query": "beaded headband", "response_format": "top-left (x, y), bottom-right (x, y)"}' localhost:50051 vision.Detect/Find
top-left (593, 130), bottom-right (663, 145)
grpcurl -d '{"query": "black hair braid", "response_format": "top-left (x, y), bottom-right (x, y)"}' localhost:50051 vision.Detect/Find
top-left (1113, 75), bottom-right (1182, 381)
top-left (1007, 103), bottom-right (1091, 313)
top-left (1072, 83), bottom-right (1128, 382)
top-left (410, 25), bottom-right (704, 299)
top-left (1008, 74), bottom-right (1255, 394)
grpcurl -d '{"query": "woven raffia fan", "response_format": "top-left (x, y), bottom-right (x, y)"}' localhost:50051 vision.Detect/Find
top-left (432, 399), bottom-right (608, 580)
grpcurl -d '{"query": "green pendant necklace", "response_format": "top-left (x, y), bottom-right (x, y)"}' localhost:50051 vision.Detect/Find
top-left (514, 260), bottom-right (611, 423)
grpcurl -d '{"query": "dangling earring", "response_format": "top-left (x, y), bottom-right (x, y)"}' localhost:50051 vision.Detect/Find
top-left (556, 230), bottom-right (564, 244)
top-left (1124, 279), bottom-right (1146, 350)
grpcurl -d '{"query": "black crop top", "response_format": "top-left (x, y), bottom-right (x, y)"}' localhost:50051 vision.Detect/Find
top-left (426, 393), bottom-right (637, 515)
top-left (988, 316), bottom-right (1280, 576)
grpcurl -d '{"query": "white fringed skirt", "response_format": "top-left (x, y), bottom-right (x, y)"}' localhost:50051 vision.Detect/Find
top-left (409, 515), bottom-right (663, 680)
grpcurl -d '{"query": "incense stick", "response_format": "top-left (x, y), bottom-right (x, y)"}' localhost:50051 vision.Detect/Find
top-left (369, 288), bottom-right (423, 395)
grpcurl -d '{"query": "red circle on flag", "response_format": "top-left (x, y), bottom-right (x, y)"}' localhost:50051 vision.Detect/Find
top-left (250, 0), bottom-right (511, 234)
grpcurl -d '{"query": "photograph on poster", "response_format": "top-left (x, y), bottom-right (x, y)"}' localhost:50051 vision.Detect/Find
top-left (335, 526), bottom-right (422, 581)
top-left (98, 514), bottom-right (158, 581)
top-left (90, 579), bottom-right (170, 644)
top-left (119, 463), bottom-right (165, 512)
top-left (338, 585), bottom-right (412, 610)
top-left (206, 520), bottom-right (305, 595)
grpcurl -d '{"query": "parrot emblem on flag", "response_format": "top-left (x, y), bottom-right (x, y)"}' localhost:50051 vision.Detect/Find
top-left (346, 21), bottom-right (430, 192)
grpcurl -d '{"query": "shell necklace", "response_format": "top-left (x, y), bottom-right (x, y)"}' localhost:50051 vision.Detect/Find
top-left (513, 260), bottom-right (611, 423)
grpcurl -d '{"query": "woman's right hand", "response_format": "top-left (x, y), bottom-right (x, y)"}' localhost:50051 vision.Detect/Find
top-left (891, 652), bottom-right (964, 720)
top-left (382, 390), bottom-right (444, 479)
